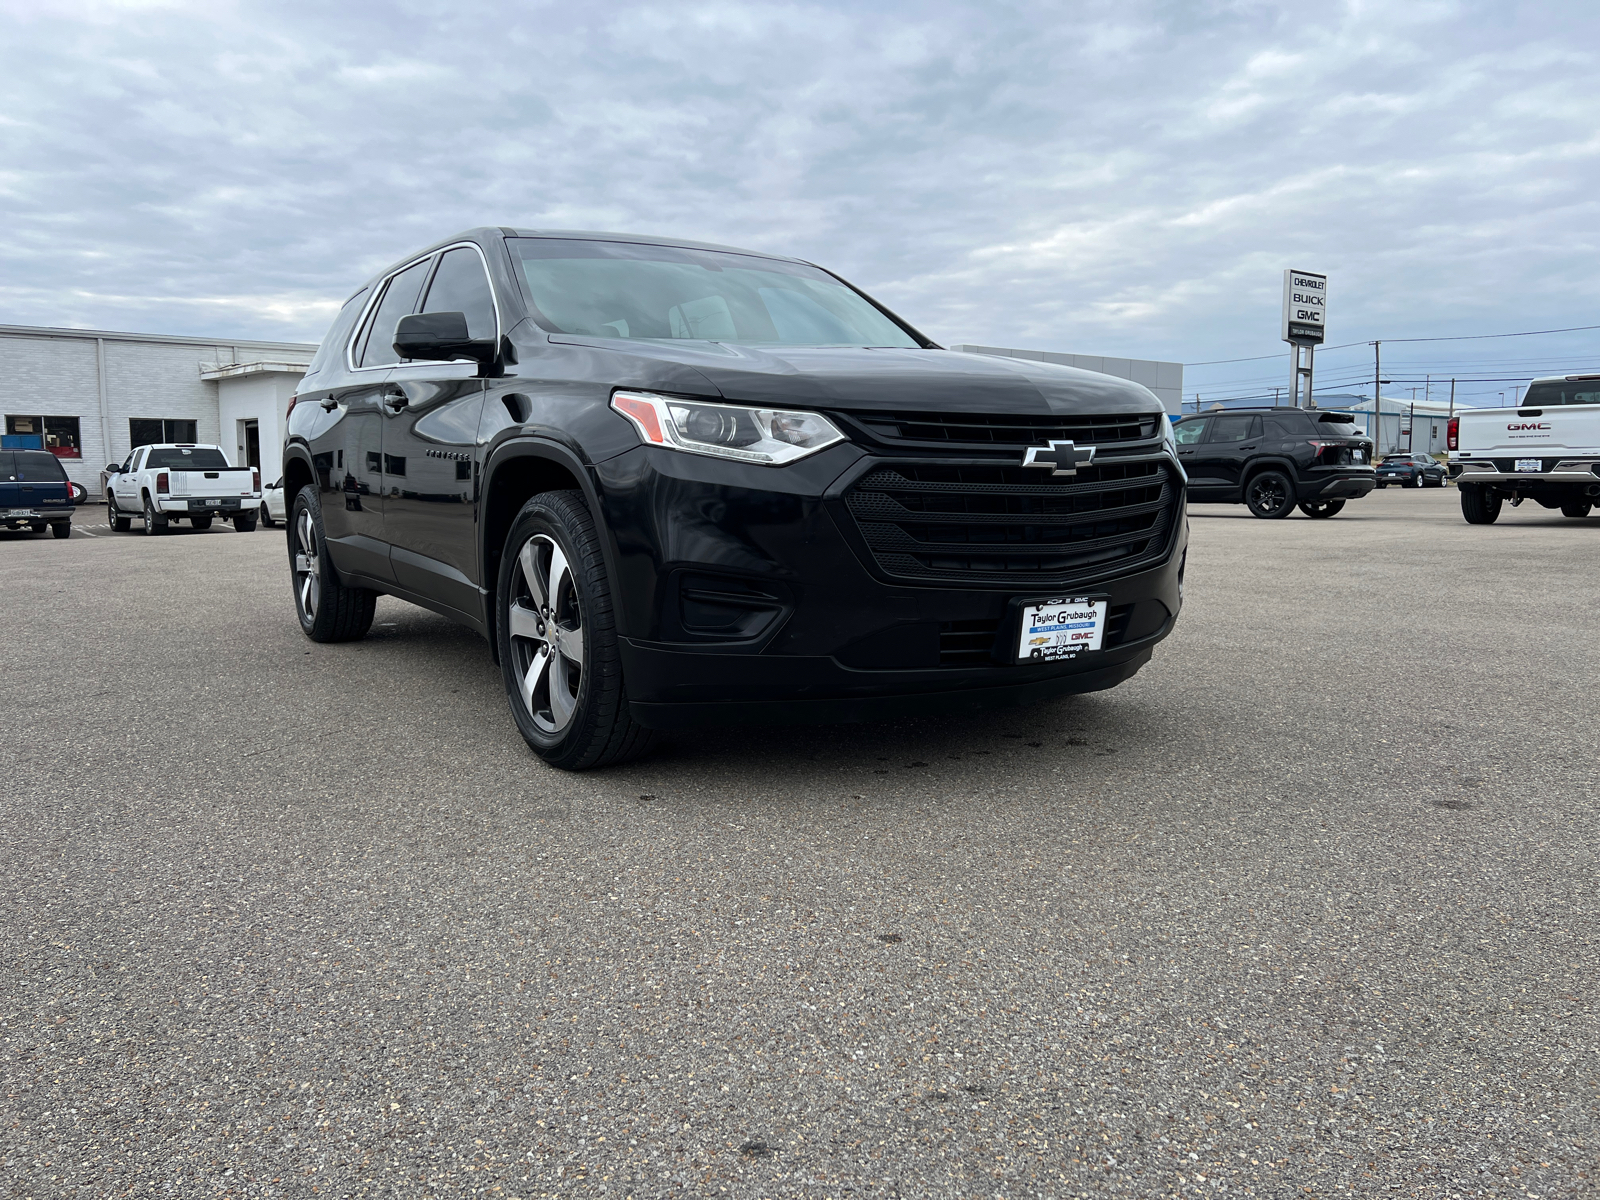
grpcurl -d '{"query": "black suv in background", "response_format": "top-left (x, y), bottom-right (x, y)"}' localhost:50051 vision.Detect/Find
top-left (284, 228), bottom-right (1187, 769)
top-left (1173, 407), bottom-right (1375, 518)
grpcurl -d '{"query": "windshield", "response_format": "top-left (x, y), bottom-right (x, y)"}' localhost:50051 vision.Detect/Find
top-left (510, 238), bottom-right (922, 348)
top-left (1522, 380), bottom-right (1600, 406)
top-left (145, 447), bottom-right (232, 470)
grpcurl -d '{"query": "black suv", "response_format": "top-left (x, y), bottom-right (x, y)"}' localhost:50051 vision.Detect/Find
top-left (284, 229), bottom-right (1187, 769)
top-left (1173, 407), bottom-right (1374, 518)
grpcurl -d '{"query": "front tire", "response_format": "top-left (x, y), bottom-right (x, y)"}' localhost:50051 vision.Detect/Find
top-left (1461, 485), bottom-right (1502, 525)
top-left (107, 497), bottom-right (131, 532)
top-left (1560, 499), bottom-right (1592, 518)
top-left (497, 490), bottom-right (655, 771)
top-left (1245, 470), bottom-right (1296, 519)
top-left (1297, 499), bottom-right (1346, 518)
top-left (290, 485), bottom-right (375, 642)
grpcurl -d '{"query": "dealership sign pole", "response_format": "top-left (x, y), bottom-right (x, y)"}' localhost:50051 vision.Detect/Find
top-left (1283, 269), bottom-right (1327, 409)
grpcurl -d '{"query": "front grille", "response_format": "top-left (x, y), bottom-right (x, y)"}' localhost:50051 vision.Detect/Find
top-left (847, 410), bottom-right (1160, 451)
top-left (845, 460), bottom-right (1179, 587)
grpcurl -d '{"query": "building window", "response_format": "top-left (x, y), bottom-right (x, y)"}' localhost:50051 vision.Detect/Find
top-left (5, 415), bottom-right (82, 458)
top-left (130, 418), bottom-right (199, 448)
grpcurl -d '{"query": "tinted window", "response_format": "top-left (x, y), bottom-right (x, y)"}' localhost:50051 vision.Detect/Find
top-left (1173, 418), bottom-right (1207, 445)
top-left (1266, 414), bottom-right (1305, 437)
top-left (145, 447), bottom-right (232, 470)
top-left (359, 258), bottom-right (434, 368)
top-left (1523, 381), bottom-right (1600, 406)
top-left (15, 450), bottom-right (68, 481)
top-left (0, 451), bottom-right (14, 479)
top-left (421, 247), bottom-right (497, 340)
top-left (510, 238), bottom-right (920, 347)
top-left (303, 287), bottom-right (370, 379)
top-left (1316, 412), bottom-right (1361, 435)
top-left (1207, 414), bottom-right (1258, 443)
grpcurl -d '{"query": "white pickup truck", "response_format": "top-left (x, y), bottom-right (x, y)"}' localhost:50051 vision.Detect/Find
top-left (104, 443), bottom-right (262, 534)
top-left (1449, 374), bottom-right (1600, 524)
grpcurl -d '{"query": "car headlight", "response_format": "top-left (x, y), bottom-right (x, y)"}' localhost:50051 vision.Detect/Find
top-left (610, 390), bottom-right (845, 466)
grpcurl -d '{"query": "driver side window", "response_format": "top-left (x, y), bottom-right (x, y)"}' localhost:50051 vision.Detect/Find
top-left (1173, 418), bottom-right (1208, 445)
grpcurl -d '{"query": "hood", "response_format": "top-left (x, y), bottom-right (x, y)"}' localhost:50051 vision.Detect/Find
top-left (539, 336), bottom-right (1162, 416)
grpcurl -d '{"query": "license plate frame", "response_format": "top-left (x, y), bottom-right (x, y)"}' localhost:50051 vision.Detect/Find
top-left (1014, 596), bottom-right (1109, 663)
top-left (6, 508), bottom-right (35, 518)
top-left (1515, 458), bottom-right (1543, 473)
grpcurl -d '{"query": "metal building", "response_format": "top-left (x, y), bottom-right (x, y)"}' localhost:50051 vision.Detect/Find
top-left (0, 323), bottom-right (315, 497)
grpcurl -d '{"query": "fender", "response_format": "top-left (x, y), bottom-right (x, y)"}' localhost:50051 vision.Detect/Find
top-left (478, 434), bottom-right (627, 656)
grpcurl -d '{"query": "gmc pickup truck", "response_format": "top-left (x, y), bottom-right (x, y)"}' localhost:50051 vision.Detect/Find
top-left (105, 443), bottom-right (261, 534)
top-left (1448, 375), bottom-right (1600, 524)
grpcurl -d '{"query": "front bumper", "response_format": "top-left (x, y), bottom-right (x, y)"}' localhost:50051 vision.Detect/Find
top-left (596, 443), bottom-right (1187, 729)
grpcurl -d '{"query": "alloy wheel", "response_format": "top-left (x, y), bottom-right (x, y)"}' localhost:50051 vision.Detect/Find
top-left (507, 533), bottom-right (585, 735)
top-left (294, 508), bottom-right (321, 621)
top-left (1249, 475), bottom-right (1288, 514)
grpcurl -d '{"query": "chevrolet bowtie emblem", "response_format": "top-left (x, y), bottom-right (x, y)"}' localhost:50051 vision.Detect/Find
top-left (1021, 440), bottom-right (1096, 476)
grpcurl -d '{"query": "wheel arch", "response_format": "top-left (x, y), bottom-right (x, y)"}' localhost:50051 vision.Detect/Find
top-left (1240, 456), bottom-right (1301, 496)
top-left (480, 438), bottom-right (617, 664)
top-left (282, 444), bottom-right (316, 509)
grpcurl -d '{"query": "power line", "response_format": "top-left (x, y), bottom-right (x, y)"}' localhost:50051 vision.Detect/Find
top-left (1184, 321), bottom-right (1600, 368)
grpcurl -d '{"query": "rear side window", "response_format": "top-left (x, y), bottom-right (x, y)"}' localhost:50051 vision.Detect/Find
top-left (145, 447), bottom-right (232, 470)
top-left (14, 450), bottom-right (68, 481)
top-left (421, 247), bottom-right (497, 340)
top-left (1523, 381), bottom-right (1600, 406)
top-left (1207, 414), bottom-right (1259, 443)
top-left (303, 287), bottom-right (371, 379)
top-left (358, 258), bottom-right (434, 368)
top-left (0, 451), bottom-right (14, 479)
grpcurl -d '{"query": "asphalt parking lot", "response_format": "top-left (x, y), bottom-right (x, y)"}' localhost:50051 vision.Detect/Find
top-left (3, 488), bottom-right (1596, 1199)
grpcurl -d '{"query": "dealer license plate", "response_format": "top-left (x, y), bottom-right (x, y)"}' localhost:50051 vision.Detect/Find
top-left (1016, 597), bottom-right (1107, 663)
top-left (6, 508), bottom-right (35, 518)
top-left (1515, 459), bottom-right (1542, 473)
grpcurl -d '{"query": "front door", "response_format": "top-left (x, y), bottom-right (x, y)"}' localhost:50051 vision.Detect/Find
top-left (113, 448), bottom-right (144, 512)
top-left (0, 452), bottom-right (17, 514)
top-left (379, 245), bottom-right (498, 616)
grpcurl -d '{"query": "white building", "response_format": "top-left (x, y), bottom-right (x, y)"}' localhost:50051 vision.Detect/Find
top-left (1342, 396), bottom-right (1458, 456)
top-left (950, 344), bottom-right (1184, 414)
top-left (0, 323), bottom-right (316, 496)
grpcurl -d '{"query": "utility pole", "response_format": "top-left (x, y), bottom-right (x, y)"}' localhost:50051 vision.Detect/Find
top-left (1273, 387), bottom-right (1281, 406)
top-left (1372, 341), bottom-right (1382, 455)
top-left (1512, 384), bottom-right (1523, 405)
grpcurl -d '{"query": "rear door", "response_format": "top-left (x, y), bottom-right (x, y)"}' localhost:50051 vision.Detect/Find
top-left (15, 451), bottom-right (71, 517)
top-left (318, 256), bottom-right (437, 583)
top-left (381, 244), bottom-right (494, 615)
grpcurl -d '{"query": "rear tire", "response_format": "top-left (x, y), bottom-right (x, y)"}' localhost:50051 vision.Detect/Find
top-left (233, 512), bottom-right (258, 533)
top-left (142, 494), bottom-right (167, 535)
top-left (497, 490), bottom-right (656, 771)
top-left (50, 522), bottom-right (71, 539)
top-left (191, 514), bottom-right (213, 530)
top-left (1408, 472), bottom-right (1424, 488)
top-left (290, 485), bottom-right (375, 642)
top-left (1297, 499), bottom-right (1346, 518)
top-left (1376, 482), bottom-right (1388, 489)
top-left (1560, 499), bottom-right (1592, 519)
top-left (1244, 470), bottom-right (1295, 519)
top-left (1461, 485), bottom-right (1502, 525)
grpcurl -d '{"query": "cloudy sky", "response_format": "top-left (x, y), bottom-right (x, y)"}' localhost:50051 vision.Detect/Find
top-left (3, 0), bottom-right (1598, 404)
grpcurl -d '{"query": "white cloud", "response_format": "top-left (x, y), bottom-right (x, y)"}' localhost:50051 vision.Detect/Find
top-left (0, 0), bottom-right (1596, 403)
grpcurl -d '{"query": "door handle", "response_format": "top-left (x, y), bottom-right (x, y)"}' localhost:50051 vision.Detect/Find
top-left (382, 387), bottom-right (409, 411)
top-left (320, 397), bottom-right (339, 411)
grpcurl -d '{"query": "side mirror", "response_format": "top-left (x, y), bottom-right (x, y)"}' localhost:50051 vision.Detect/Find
top-left (393, 311), bottom-right (497, 368)
top-left (106, 463), bottom-right (121, 473)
